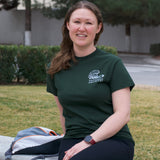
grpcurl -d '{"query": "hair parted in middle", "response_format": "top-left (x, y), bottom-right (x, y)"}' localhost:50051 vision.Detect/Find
top-left (48, 1), bottom-right (104, 76)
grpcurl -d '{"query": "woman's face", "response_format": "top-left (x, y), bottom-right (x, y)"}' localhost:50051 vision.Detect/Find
top-left (67, 8), bottom-right (102, 50)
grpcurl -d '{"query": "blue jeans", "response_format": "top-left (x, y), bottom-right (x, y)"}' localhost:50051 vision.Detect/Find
top-left (58, 138), bottom-right (134, 160)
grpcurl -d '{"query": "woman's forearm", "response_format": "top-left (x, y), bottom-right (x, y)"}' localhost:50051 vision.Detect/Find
top-left (91, 111), bottom-right (130, 142)
top-left (54, 96), bottom-right (66, 134)
top-left (91, 87), bottom-right (131, 143)
top-left (60, 114), bottom-right (66, 134)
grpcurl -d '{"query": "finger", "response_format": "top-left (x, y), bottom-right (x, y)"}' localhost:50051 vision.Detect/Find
top-left (63, 150), bottom-right (75, 160)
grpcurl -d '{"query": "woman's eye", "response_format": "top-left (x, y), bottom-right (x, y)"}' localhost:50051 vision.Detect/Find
top-left (74, 21), bottom-right (80, 23)
top-left (86, 22), bottom-right (92, 25)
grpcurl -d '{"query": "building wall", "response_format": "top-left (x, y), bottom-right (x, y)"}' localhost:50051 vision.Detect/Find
top-left (131, 26), bottom-right (160, 53)
top-left (32, 11), bottom-right (63, 46)
top-left (0, 10), bottom-right (24, 45)
top-left (0, 10), bottom-right (160, 53)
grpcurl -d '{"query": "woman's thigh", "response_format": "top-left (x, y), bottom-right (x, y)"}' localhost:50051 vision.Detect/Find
top-left (58, 138), bottom-right (134, 160)
top-left (58, 138), bottom-right (82, 160)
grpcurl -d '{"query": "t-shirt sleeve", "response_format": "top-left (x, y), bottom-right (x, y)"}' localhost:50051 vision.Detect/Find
top-left (109, 59), bottom-right (135, 93)
top-left (46, 74), bottom-right (57, 96)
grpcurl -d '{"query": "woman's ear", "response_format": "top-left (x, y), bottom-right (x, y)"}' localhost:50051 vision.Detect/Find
top-left (96, 23), bottom-right (102, 34)
top-left (66, 22), bottom-right (70, 30)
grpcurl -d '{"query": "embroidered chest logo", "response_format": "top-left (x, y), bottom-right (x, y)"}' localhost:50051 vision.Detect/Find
top-left (88, 70), bottom-right (104, 84)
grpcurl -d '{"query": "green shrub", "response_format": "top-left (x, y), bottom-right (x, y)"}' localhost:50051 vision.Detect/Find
top-left (0, 45), bottom-right (17, 84)
top-left (0, 45), bottom-right (117, 84)
top-left (150, 43), bottom-right (160, 56)
top-left (17, 45), bottom-right (60, 84)
top-left (41, 45), bottom-right (60, 64)
top-left (17, 46), bottom-right (46, 84)
top-left (97, 45), bottom-right (118, 56)
top-left (0, 45), bottom-right (60, 84)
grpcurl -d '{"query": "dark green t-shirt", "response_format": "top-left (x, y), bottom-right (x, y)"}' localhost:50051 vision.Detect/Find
top-left (47, 48), bottom-right (135, 143)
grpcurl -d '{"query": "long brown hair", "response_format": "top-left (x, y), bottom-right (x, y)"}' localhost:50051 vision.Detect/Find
top-left (48, 1), bottom-right (104, 76)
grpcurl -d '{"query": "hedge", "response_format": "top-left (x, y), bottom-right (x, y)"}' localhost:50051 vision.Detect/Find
top-left (0, 45), bottom-right (17, 84)
top-left (0, 45), bottom-right (117, 84)
top-left (97, 45), bottom-right (118, 56)
top-left (16, 45), bottom-right (60, 83)
top-left (150, 43), bottom-right (160, 57)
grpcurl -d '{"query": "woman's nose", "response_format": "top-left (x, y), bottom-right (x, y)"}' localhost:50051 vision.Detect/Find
top-left (79, 23), bottom-right (85, 31)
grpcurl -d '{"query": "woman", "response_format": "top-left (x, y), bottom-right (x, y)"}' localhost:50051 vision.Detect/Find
top-left (47, 1), bottom-right (135, 160)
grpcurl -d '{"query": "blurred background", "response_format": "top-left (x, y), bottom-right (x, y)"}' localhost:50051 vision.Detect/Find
top-left (0, 0), bottom-right (160, 53)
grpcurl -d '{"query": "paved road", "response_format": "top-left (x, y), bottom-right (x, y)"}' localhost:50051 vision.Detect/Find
top-left (125, 64), bottom-right (160, 86)
top-left (119, 54), bottom-right (160, 87)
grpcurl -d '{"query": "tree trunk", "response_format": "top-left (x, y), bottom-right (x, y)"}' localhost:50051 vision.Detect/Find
top-left (25, 0), bottom-right (31, 46)
top-left (125, 23), bottom-right (131, 52)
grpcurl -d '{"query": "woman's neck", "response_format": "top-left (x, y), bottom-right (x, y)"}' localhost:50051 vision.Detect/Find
top-left (73, 45), bottom-right (96, 57)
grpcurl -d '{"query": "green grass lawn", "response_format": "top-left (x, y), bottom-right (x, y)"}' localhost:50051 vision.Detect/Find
top-left (0, 85), bottom-right (159, 160)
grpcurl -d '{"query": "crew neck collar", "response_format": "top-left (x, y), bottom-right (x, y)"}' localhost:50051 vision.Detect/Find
top-left (75, 48), bottom-right (98, 60)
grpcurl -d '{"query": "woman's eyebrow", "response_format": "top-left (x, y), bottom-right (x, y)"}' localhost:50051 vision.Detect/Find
top-left (72, 17), bottom-right (94, 22)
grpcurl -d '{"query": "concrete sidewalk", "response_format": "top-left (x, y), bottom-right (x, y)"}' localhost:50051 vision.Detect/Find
top-left (119, 53), bottom-right (160, 86)
top-left (118, 53), bottom-right (160, 66)
top-left (0, 136), bottom-right (58, 160)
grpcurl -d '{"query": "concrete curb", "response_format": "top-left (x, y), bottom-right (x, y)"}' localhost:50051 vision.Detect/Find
top-left (0, 135), bottom-right (58, 160)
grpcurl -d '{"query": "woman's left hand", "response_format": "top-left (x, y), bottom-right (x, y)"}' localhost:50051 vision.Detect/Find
top-left (63, 140), bottom-right (91, 160)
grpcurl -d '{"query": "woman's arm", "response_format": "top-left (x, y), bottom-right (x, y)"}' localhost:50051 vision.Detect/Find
top-left (54, 96), bottom-right (66, 134)
top-left (63, 87), bottom-right (131, 160)
top-left (90, 87), bottom-right (131, 142)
